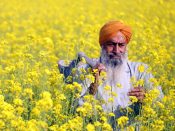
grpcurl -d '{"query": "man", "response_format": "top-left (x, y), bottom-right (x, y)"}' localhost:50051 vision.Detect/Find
top-left (77, 21), bottom-right (163, 112)
top-left (58, 20), bottom-right (164, 128)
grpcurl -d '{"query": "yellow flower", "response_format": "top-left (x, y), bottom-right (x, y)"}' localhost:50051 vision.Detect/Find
top-left (149, 78), bottom-right (159, 87)
top-left (23, 88), bottom-right (33, 99)
top-left (93, 69), bottom-right (98, 74)
top-left (86, 124), bottom-right (95, 131)
top-left (79, 74), bottom-right (85, 81)
top-left (136, 79), bottom-right (144, 87)
top-left (13, 98), bottom-right (23, 106)
top-left (58, 94), bottom-right (66, 100)
top-left (81, 57), bottom-right (86, 64)
top-left (15, 106), bottom-right (24, 115)
top-left (0, 95), bottom-right (4, 103)
top-left (108, 112), bottom-right (115, 117)
top-left (155, 101), bottom-right (165, 109)
top-left (94, 121), bottom-right (101, 127)
top-left (151, 119), bottom-right (164, 130)
top-left (129, 96), bottom-right (138, 103)
top-left (49, 125), bottom-right (59, 131)
top-left (31, 107), bottom-right (41, 117)
top-left (138, 64), bottom-right (145, 73)
top-left (86, 74), bottom-right (95, 83)
top-left (108, 97), bottom-right (114, 103)
top-left (117, 116), bottom-right (129, 128)
top-left (126, 126), bottom-right (135, 131)
top-left (111, 92), bottom-right (118, 97)
top-left (83, 102), bottom-right (92, 110)
top-left (53, 104), bottom-right (62, 115)
top-left (80, 68), bottom-right (86, 73)
top-left (100, 71), bottom-right (107, 80)
top-left (0, 0), bottom-right (174, 130)
top-left (116, 83), bottom-right (122, 88)
top-left (95, 105), bottom-right (103, 111)
top-left (0, 120), bottom-right (5, 129)
top-left (73, 82), bottom-right (82, 92)
top-left (168, 116), bottom-right (174, 121)
top-left (102, 122), bottom-right (113, 131)
top-left (39, 99), bottom-right (53, 111)
top-left (101, 116), bottom-right (107, 123)
top-left (104, 85), bottom-right (111, 91)
top-left (40, 91), bottom-right (52, 99)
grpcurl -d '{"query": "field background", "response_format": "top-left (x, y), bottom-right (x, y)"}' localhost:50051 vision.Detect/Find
top-left (0, 0), bottom-right (175, 130)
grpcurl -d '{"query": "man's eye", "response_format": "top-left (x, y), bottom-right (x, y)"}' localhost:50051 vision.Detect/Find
top-left (118, 43), bottom-right (125, 47)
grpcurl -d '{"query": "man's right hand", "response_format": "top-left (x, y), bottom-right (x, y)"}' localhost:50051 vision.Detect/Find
top-left (89, 63), bottom-right (106, 95)
top-left (95, 63), bottom-right (106, 75)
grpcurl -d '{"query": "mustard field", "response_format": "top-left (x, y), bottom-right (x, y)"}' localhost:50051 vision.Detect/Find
top-left (0, 0), bottom-right (175, 130)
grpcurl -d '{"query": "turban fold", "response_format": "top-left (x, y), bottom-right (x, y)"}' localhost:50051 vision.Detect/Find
top-left (99, 21), bottom-right (132, 46)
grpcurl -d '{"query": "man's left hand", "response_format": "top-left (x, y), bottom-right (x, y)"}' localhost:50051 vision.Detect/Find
top-left (128, 87), bottom-right (145, 102)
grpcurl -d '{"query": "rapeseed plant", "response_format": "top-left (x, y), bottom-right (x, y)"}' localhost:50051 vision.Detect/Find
top-left (0, 0), bottom-right (174, 130)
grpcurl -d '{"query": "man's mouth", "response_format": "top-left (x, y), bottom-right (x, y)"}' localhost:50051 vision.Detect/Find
top-left (109, 54), bottom-right (121, 59)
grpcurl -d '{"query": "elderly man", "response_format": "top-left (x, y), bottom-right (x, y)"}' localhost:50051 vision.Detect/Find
top-left (77, 21), bottom-right (163, 111)
top-left (58, 20), bottom-right (164, 128)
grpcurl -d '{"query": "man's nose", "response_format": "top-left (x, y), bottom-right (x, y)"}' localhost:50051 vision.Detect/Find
top-left (113, 44), bottom-right (120, 53)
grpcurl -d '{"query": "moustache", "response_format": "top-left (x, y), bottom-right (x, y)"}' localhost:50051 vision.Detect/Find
top-left (108, 52), bottom-right (123, 58)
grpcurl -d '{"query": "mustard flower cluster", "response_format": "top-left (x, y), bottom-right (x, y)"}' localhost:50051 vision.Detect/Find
top-left (0, 0), bottom-right (174, 130)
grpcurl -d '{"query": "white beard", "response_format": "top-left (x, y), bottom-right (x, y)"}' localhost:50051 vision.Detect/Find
top-left (98, 59), bottom-right (132, 112)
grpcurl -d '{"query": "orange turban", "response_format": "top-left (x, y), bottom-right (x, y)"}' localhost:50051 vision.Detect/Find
top-left (99, 21), bottom-right (132, 46)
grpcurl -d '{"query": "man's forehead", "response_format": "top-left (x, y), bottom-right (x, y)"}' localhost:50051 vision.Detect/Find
top-left (110, 32), bottom-right (126, 43)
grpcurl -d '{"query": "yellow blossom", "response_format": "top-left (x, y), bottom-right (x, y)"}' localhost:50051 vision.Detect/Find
top-left (108, 112), bottom-right (115, 117)
top-left (108, 97), bottom-right (114, 103)
top-left (116, 83), bottom-right (122, 88)
top-left (104, 85), bottom-right (111, 91)
top-left (0, 120), bottom-right (5, 129)
top-left (138, 64), bottom-right (145, 73)
top-left (0, 0), bottom-right (174, 130)
top-left (86, 124), bottom-right (95, 131)
top-left (117, 116), bottom-right (129, 128)
top-left (94, 121), bottom-right (101, 127)
top-left (129, 96), bottom-right (138, 103)
top-left (13, 98), bottom-right (23, 106)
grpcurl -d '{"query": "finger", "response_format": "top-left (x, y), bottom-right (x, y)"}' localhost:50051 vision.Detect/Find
top-left (128, 92), bottom-right (140, 97)
top-left (130, 88), bottom-right (140, 92)
top-left (94, 72), bottom-right (99, 83)
top-left (129, 90), bottom-right (145, 96)
top-left (98, 65), bottom-right (106, 76)
top-left (129, 91), bottom-right (146, 98)
top-left (137, 95), bottom-right (144, 102)
top-left (131, 87), bottom-right (145, 92)
top-left (139, 92), bottom-right (145, 97)
top-left (98, 64), bottom-right (106, 72)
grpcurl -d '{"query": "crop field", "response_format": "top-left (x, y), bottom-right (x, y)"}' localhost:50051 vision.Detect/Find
top-left (0, 0), bottom-right (175, 130)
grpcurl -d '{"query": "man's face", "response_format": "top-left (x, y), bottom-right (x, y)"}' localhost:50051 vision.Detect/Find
top-left (104, 32), bottom-right (127, 59)
top-left (101, 32), bottom-right (127, 67)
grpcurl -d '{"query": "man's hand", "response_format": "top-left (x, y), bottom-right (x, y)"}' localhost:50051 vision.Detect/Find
top-left (89, 63), bottom-right (106, 95)
top-left (93, 63), bottom-right (106, 82)
top-left (95, 63), bottom-right (106, 74)
top-left (128, 86), bottom-right (145, 102)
